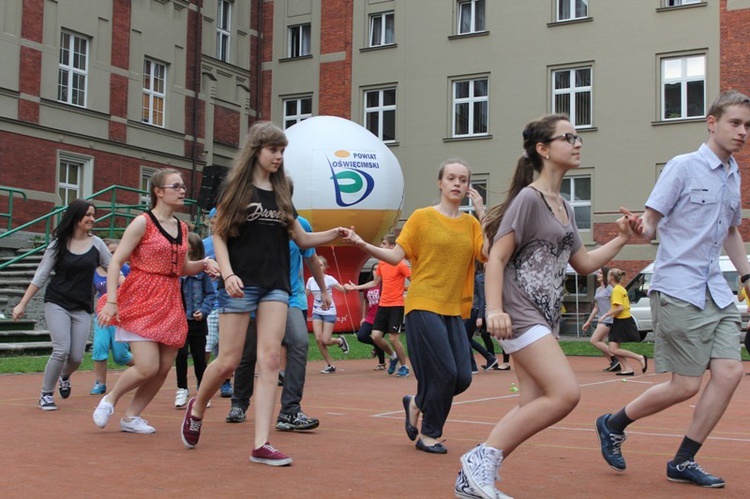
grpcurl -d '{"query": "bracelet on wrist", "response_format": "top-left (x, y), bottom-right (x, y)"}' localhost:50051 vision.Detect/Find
top-left (223, 273), bottom-right (237, 282)
top-left (106, 301), bottom-right (118, 305)
top-left (486, 308), bottom-right (503, 317)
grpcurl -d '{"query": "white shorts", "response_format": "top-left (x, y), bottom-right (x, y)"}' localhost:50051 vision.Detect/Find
top-left (115, 327), bottom-right (154, 343)
top-left (499, 324), bottom-right (551, 354)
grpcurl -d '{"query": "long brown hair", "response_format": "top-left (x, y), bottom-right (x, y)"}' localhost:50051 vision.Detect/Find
top-left (213, 121), bottom-right (293, 238)
top-left (483, 114), bottom-right (569, 244)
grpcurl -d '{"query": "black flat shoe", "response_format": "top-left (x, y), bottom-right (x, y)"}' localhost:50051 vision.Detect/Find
top-left (415, 438), bottom-right (447, 454)
top-left (402, 395), bottom-right (418, 441)
top-left (616, 371), bottom-right (635, 376)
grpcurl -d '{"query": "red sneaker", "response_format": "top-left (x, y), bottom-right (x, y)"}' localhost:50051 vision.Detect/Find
top-left (181, 398), bottom-right (203, 448)
top-left (250, 442), bottom-right (293, 466)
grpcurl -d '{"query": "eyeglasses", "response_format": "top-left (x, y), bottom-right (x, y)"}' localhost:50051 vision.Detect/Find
top-left (546, 133), bottom-right (583, 145)
top-left (160, 183), bottom-right (187, 191)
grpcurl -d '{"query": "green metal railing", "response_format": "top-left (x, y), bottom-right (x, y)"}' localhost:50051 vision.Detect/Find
top-left (0, 187), bottom-right (28, 230)
top-left (0, 185), bottom-right (206, 270)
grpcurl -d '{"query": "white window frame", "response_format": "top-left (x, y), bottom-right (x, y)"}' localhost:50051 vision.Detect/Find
top-left (552, 67), bottom-right (593, 128)
top-left (283, 96), bottom-right (313, 129)
top-left (57, 152), bottom-right (93, 206)
top-left (140, 167), bottom-right (157, 206)
top-left (364, 88), bottom-right (396, 143)
top-left (561, 175), bottom-right (591, 231)
top-left (142, 58), bottom-right (167, 127)
top-left (288, 24), bottom-right (311, 58)
top-left (459, 177), bottom-right (487, 217)
top-left (452, 77), bottom-right (489, 138)
top-left (369, 11), bottom-right (395, 47)
top-left (665, 0), bottom-right (700, 6)
top-left (457, 0), bottom-right (485, 34)
top-left (660, 54), bottom-right (706, 121)
top-left (216, 0), bottom-right (232, 62)
top-left (556, 0), bottom-right (589, 22)
top-left (58, 30), bottom-right (89, 107)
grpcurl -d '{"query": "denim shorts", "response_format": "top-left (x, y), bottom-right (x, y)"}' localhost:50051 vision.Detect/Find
top-left (217, 286), bottom-right (289, 314)
top-left (312, 313), bottom-right (336, 324)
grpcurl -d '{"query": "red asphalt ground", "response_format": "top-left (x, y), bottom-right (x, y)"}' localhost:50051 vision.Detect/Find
top-left (1, 355), bottom-right (749, 498)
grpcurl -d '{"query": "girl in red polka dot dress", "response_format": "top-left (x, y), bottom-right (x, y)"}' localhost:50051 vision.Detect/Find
top-left (92, 168), bottom-right (218, 434)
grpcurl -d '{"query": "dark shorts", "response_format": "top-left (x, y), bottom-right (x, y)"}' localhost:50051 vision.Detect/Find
top-left (372, 306), bottom-right (404, 334)
top-left (609, 317), bottom-right (640, 344)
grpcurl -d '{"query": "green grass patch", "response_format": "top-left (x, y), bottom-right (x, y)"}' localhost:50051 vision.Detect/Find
top-left (1, 334), bottom-right (747, 375)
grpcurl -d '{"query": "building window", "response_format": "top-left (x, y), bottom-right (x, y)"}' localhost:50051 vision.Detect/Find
top-left (57, 153), bottom-right (93, 206)
top-left (552, 67), bottom-right (592, 128)
top-left (283, 97), bottom-right (313, 129)
top-left (58, 31), bottom-right (88, 107)
top-left (665, 0), bottom-right (700, 6)
top-left (288, 24), bottom-right (311, 58)
top-left (453, 77), bottom-right (488, 137)
top-left (142, 59), bottom-right (166, 127)
top-left (364, 88), bottom-right (396, 143)
top-left (561, 175), bottom-right (591, 230)
top-left (140, 167), bottom-right (157, 206)
top-left (457, 0), bottom-right (485, 34)
top-left (216, 0), bottom-right (232, 62)
top-left (556, 0), bottom-right (589, 22)
top-left (460, 178), bottom-right (487, 217)
top-left (661, 55), bottom-right (705, 120)
top-left (369, 12), bottom-right (394, 47)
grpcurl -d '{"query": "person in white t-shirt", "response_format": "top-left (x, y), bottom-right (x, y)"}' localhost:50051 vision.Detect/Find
top-left (306, 256), bottom-right (349, 373)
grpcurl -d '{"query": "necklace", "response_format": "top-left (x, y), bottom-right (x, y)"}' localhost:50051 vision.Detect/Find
top-left (533, 186), bottom-right (564, 213)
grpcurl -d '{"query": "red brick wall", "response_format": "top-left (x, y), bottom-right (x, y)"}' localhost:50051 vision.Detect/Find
top-left (318, 0), bottom-right (352, 117)
top-left (213, 105), bottom-right (240, 146)
top-left (0, 132), bottom-right (195, 229)
top-left (720, 0), bottom-right (750, 224)
top-left (21, 0), bottom-right (43, 42)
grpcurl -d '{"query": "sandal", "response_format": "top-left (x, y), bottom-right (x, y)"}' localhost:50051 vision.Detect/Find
top-left (373, 364), bottom-right (386, 371)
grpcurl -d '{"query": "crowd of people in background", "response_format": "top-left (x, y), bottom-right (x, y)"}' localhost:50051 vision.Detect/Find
top-left (10, 90), bottom-right (750, 497)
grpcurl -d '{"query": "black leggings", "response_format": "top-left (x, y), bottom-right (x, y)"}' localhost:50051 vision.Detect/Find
top-left (175, 321), bottom-right (208, 390)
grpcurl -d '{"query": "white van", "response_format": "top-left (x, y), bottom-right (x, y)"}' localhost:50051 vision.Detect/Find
top-left (625, 256), bottom-right (749, 334)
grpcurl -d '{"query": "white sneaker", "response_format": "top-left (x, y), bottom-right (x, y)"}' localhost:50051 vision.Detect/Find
top-left (93, 396), bottom-right (114, 428)
top-left (175, 388), bottom-right (189, 408)
top-left (120, 416), bottom-right (156, 434)
top-left (459, 444), bottom-right (509, 499)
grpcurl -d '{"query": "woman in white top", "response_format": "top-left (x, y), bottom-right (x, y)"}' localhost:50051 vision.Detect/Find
top-left (306, 256), bottom-right (349, 373)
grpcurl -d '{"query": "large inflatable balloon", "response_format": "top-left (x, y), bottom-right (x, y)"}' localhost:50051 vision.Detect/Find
top-left (284, 116), bottom-right (404, 332)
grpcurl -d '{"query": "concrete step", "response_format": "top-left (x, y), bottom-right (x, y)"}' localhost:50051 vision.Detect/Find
top-left (0, 328), bottom-right (48, 340)
top-left (0, 270), bottom-right (37, 277)
top-left (0, 279), bottom-right (34, 287)
top-left (0, 341), bottom-right (53, 355)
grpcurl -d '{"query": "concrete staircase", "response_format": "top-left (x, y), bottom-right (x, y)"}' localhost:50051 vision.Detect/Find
top-left (0, 246), bottom-right (51, 355)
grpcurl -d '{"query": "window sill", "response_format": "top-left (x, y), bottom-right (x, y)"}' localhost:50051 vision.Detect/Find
top-left (360, 43), bottom-right (397, 53)
top-left (656, 2), bottom-right (706, 13)
top-left (447, 30), bottom-right (490, 41)
top-left (443, 134), bottom-right (493, 143)
top-left (576, 126), bottom-right (597, 133)
top-left (547, 17), bottom-right (593, 28)
top-left (279, 54), bottom-right (313, 63)
top-left (651, 116), bottom-right (705, 126)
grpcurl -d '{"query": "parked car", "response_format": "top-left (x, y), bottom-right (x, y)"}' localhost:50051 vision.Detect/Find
top-left (626, 256), bottom-right (749, 334)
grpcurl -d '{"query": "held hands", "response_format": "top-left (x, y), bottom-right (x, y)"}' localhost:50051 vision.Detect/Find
top-left (340, 226), bottom-right (363, 246)
top-left (343, 281), bottom-right (358, 292)
top-left (615, 207), bottom-right (640, 239)
top-left (203, 258), bottom-right (220, 278)
top-left (485, 309), bottom-right (513, 339)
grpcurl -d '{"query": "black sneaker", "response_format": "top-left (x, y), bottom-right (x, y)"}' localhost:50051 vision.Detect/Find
top-left (276, 411), bottom-right (320, 431)
top-left (667, 460), bottom-right (725, 488)
top-left (606, 359), bottom-right (622, 372)
top-left (595, 414), bottom-right (627, 471)
top-left (339, 335), bottom-right (349, 354)
top-left (39, 392), bottom-right (57, 411)
top-left (482, 358), bottom-right (498, 372)
top-left (226, 406), bottom-right (246, 423)
top-left (58, 376), bottom-right (71, 399)
top-left (320, 365), bottom-right (336, 374)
